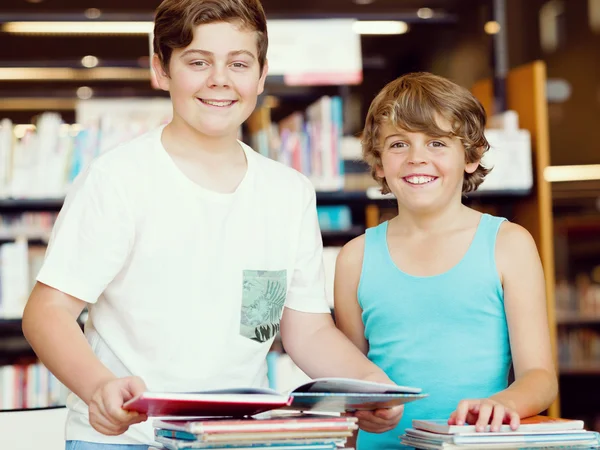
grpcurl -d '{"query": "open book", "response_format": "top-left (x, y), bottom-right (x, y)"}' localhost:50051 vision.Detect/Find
top-left (123, 377), bottom-right (426, 417)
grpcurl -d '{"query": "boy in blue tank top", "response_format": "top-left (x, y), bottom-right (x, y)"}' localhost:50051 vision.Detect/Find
top-left (334, 72), bottom-right (558, 448)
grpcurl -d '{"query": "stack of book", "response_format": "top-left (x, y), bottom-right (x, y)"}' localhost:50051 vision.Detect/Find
top-left (123, 377), bottom-right (426, 450)
top-left (400, 415), bottom-right (600, 449)
top-left (149, 413), bottom-right (357, 449)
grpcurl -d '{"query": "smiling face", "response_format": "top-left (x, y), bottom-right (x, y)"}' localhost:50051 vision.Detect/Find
top-left (375, 117), bottom-right (480, 214)
top-left (152, 20), bottom-right (268, 139)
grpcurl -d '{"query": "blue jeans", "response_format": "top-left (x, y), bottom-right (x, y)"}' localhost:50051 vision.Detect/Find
top-left (65, 441), bottom-right (151, 450)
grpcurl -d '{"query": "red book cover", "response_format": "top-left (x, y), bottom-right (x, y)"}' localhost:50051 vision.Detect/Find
top-left (124, 393), bottom-right (292, 417)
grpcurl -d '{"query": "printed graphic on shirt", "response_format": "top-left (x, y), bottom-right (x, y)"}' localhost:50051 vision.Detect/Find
top-left (240, 270), bottom-right (287, 343)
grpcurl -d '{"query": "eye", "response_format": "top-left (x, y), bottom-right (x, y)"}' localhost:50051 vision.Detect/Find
top-left (231, 62), bottom-right (249, 69)
top-left (390, 141), bottom-right (408, 149)
top-left (190, 61), bottom-right (208, 67)
top-left (430, 141), bottom-right (446, 148)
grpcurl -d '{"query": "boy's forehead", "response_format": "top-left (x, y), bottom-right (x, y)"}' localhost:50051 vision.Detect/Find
top-left (379, 115), bottom-right (454, 137)
top-left (184, 21), bottom-right (259, 56)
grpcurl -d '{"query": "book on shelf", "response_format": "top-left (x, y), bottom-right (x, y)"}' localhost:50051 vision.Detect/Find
top-left (123, 377), bottom-right (425, 417)
top-left (400, 415), bottom-right (599, 450)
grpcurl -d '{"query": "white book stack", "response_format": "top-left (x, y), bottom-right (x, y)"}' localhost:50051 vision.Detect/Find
top-left (0, 239), bottom-right (29, 319)
top-left (400, 416), bottom-right (600, 449)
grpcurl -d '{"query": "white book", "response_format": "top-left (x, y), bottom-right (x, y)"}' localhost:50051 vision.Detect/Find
top-left (412, 416), bottom-right (585, 435)
top-left (0, 239), bottom-right (30, 319)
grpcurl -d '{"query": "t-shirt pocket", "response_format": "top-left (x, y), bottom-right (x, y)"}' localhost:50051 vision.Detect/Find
top-left (240, 269), bottom-right (287, 343)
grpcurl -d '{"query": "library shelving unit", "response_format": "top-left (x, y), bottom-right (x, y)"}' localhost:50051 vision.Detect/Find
top-left (551, 179), bottom-right (600, 430)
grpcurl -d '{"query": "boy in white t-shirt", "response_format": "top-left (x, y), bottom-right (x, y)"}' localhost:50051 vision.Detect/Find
top-left (21, 0), bottom-right (403, 448)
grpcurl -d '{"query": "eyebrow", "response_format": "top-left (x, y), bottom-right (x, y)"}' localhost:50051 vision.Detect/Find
top-left (179, 49), bottom-right (256, 60)
top-left (383, 133), bottom-right (409, 143)
top-left (384, 132), bottom-right (451, 143)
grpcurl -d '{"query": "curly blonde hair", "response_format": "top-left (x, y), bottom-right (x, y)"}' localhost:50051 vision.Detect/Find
top-left (362, 72), bottom-right (491, 194)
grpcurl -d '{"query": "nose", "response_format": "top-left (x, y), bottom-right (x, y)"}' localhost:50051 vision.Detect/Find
top-left (407, 144), bottom-right (428, 165)
top-left (207, 64), bottom-right (230, 88)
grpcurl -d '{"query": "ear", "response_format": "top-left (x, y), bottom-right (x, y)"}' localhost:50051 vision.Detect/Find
top-left (257, 59), bottom-right (269, 95)
top-left (151, 54), bottom-right (171, 92)
top-left (465, 160), bottom-right (480, 174)
top-left (465, 146), bottom-right (484, 174)
top-left (375, 164), bottom-right (385, 179)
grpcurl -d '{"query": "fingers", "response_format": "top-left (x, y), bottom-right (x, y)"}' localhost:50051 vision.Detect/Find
top-left (89, 376), bottom-right (148, 436)
top-left (454, 399), bottom-right (474, 426)
top-left (489, 404), bottom-right (505, 432)
top-left (355, 406), bottom-right (403, 433)
top-left (126, 376), bottom-right (148, 398)
top-left (104, 382), bottom-right (137, 424)
top-left (508, 409), bottom-right (520, 431)
top-left (475, 401), bottom-right (494, 431)
top-left (448, 410), bottom-right (457, 425)
top-left (356, 415), bottom-right (397, 433)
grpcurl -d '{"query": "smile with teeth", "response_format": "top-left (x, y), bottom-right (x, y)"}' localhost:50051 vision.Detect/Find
top-left (404, 175), bottom-right (437, 185)
top-left (198, 99), bottom-right (236, 107)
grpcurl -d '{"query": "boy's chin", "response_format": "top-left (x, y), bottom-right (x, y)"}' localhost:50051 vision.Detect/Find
top-left (188, 123), bottom-right (238, 139)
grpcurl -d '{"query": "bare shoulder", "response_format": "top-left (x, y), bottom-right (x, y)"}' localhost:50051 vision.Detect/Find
top-left (497, 221), bottom-right (536, 250)
top-left (336, 234), bottom-right (366, 273)
top-left (496, 221), bottom-right (540, 268)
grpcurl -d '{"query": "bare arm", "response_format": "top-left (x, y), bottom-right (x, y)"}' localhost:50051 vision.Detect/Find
top-left (491, 222), bottom-right (558, 415)
top-left (22, 282), bottom-right (115, 404)
top-left (451, 222), bottom-right (558, 431)
top-left (280, 235), bottom-right (404, 434)
top-left (279, 309), bottom-right (381, 381)
top-left (334, 236), bottom-right (368, 355)
top-left (23, 282), bottom-right (146, 436)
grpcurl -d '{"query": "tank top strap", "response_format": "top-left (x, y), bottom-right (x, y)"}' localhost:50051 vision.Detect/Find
top-left (359, 221), bottom-right (392, 306)
top-left (461, 213), bottom-right (507, 275)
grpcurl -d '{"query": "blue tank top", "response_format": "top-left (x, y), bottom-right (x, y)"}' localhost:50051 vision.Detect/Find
top-left (357, 214), bottom-right (512, 448)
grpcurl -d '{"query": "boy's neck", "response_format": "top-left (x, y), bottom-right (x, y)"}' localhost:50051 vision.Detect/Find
top-left (162, 118), bottom-right (242, 161)
top-left (393, 198), bottom-right (475, 234)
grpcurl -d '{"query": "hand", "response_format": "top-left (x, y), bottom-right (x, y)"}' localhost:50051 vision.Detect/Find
top-left (449, 398), bottom-right (520, 432)
top-left (354, 405), bottom-right (404, 433)
top-left (88, 376), bottom-right (148, 436)
top-left (353, 370), bottom-right (404, 433)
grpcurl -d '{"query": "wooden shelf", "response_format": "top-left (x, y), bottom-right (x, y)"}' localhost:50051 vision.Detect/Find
top-left (0, 319), bottom-right (27, 334)
top-left (559, 363), bottom-right (600, 375)
top-left (0, 198), bottom-right (64, 212)
top-left (321, 226), bottom-right (365, 241)
top-left (556, 313), bottom-right (600, 325)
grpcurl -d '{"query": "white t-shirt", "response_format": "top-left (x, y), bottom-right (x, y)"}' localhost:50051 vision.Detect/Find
top-left (36, 126), bottom-right (330, 445)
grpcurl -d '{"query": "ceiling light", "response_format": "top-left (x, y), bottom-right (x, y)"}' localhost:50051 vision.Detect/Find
top-left (353, 0), bottom-right (376, 4)
top-left (417, 8), bottom-right (434, 19)
top-left (353, 20), bottom-right (409, 35)
top-left (84, 8), bottom-right (102, 19)
top-left (544, 164), bottom-right (600, 182)
top-left (484, 21), bottom-right (501, 34)
top-left (81, 55), bottom-right (99, 68)
top-left (1, 21), bottom-right (153, 35)
top-left (76, 86), bottom-right (94, 100)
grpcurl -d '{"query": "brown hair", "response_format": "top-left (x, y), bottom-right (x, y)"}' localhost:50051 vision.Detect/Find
top-left (362, 72), bottom-right (490, 194)
top-left (153, 0), bottom-right (268, 75)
